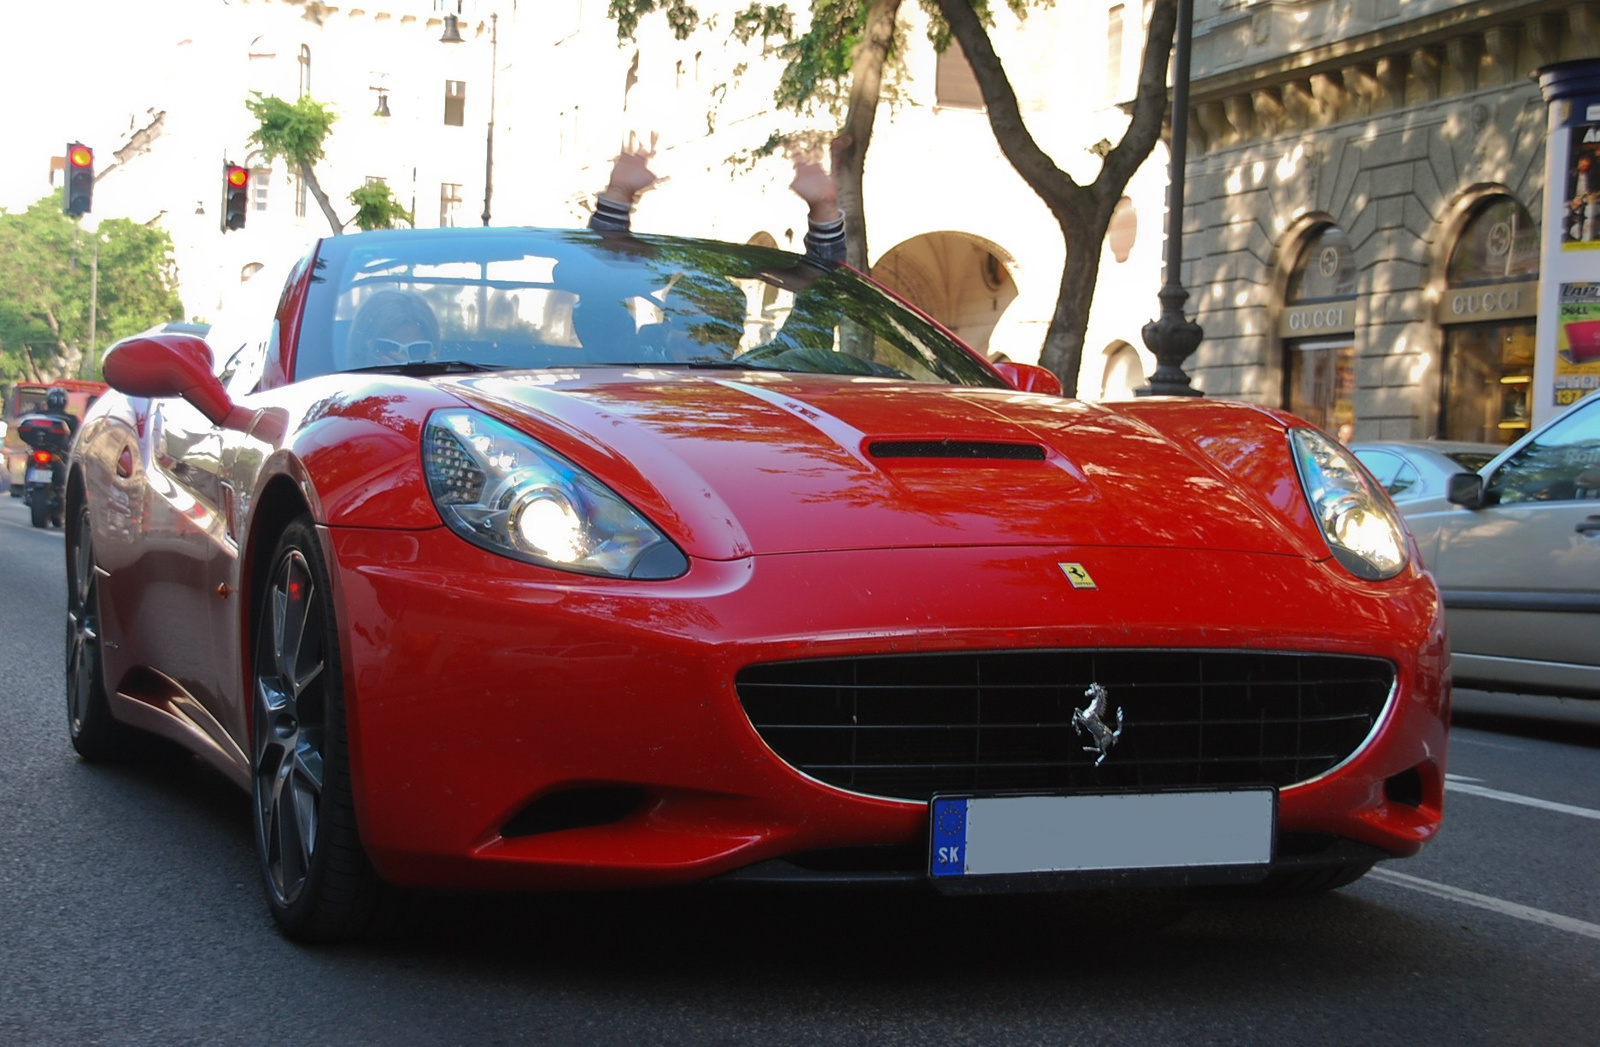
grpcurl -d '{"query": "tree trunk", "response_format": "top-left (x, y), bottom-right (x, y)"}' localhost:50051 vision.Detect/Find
top-left (301, 162), bottom-right (345, 236)
top-left (836, 0), bottom-right (901, 271)
top-left (932, 0), bottom-right (1178, 396)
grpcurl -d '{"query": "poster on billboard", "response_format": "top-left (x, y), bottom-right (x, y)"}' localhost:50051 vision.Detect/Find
top-left (1556, 282), bottom-right (1600, 407)
top-left (1562, 122), bottom-right (1600, 250)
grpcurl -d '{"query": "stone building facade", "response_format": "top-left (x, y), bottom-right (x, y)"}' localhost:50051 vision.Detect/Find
top-left (1183, 0), bottom-right (1599, 444)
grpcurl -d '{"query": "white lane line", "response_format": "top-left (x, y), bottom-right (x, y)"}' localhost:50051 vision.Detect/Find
top-left (1448, 736), bottom-right (1524, 752)
top-left (1369, 868), bottom-right (1600, 942)
top-left (1444, 777), bottom-right (1600, 822)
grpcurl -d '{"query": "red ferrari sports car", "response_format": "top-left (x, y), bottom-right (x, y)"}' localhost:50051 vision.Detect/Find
top-left (67, 227), bottom-right (1448, 941)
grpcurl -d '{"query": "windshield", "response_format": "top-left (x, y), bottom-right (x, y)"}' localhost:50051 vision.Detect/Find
top-left (296, 228), bottom-right (1004, 388)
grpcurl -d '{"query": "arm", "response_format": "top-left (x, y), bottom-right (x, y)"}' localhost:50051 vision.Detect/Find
top-left (790, 136), bottom-right (851, 266)
top-left (590, 134), bottom-right (659, 234)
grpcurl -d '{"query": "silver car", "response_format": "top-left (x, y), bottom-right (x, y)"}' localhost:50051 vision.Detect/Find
top-left (1352, 440), bottom-right (1501, 514)
top-left (1395, 393), bottom-right (1600, 699)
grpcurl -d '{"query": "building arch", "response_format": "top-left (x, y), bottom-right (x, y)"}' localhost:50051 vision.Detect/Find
top-left (1098, 340), bottom-right (1145, 400)
top-left (871, 231), bottom-right (1020, 354)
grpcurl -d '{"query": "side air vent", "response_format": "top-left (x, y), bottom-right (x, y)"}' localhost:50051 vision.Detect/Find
top-left (867, 440), bottom-right (1046, 461)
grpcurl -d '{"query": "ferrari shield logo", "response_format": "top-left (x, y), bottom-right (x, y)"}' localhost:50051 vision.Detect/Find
top-left (1058, 563), bottom-right (1097, 589)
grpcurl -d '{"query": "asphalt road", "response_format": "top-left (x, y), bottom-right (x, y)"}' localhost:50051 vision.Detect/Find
top-left (1, 494), bottom-right (1597, 1045)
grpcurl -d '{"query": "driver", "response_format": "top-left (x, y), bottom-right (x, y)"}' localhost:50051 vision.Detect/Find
top-left (340, 290), bottom-right (440, 370)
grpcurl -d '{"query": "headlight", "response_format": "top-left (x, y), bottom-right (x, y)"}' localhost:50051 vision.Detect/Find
top-left (1290, 427), bottom-right (1408, 581)
top-left (423, 409), bottom-right (687, 580)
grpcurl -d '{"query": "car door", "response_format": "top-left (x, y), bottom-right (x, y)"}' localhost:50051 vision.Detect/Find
top-left (1421, 395), bottom-right (1600, 693)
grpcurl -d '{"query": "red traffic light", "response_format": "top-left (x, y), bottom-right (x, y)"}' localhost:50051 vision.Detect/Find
top-left (64, 142), bottom-right (94, 216)
top-left (222, 162), bottom-right (250, 231)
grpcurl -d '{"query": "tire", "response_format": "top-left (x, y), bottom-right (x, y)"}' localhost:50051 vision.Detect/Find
top-left (66, 505), bottom-right (170, 761)
top-left (1240, 861), bottom-right (1374, 899)
top-left (252, 518), bottom-right (387, 942)
top-left (30, 495), bottom-right (50, 528)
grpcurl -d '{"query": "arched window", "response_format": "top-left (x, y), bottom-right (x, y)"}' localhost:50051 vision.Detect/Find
top-left (298, 45), bottom-right (311, 97)
top-left (1439, 196), bottom-right (1539, 443)
top-left (1281, 225), bottom-right (1357, 437)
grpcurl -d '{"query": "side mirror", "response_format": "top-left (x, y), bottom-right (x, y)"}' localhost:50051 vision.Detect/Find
top-left (103, 334), bottom-right (244, 429)
top-left (1446, 472), bottom-right (1485, 509)
top-left (991, 361), bottom-right (1063, 396)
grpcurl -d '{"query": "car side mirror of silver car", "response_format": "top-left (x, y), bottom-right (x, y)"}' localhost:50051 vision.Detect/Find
top-left (1446, 472), bottom-right (1486, 509)
top-left (102, 333), bottom-right (252, 431)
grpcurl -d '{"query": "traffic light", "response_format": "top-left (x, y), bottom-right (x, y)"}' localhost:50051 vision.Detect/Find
top-left (64, 143), bottom-right (93, 216)
top-left (222, 163), bottom-right (249, 232)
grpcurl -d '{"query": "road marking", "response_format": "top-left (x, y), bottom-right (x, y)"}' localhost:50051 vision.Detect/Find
top-left (1448, 735), bottom-right (1524, 752)
top-left (1369, 868), bottom-right (1600, 942)
top-left (1445, 775), bottom-right (1600, 822)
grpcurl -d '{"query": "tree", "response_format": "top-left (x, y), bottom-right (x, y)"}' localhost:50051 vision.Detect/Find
top-left (247, 92), bottom-right (345, 236)
top-left (0, 196), bottom-right (183, 381)
top-left (609, 1), bottom-right (1180, 395)
top-left (348, 183), bottom-right (415, 232)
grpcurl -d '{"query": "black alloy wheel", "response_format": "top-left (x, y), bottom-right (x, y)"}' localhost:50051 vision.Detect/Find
top-left (252, 518), bottom-right (385, 941)
top-left (66, 504), bottom-right (163, 760)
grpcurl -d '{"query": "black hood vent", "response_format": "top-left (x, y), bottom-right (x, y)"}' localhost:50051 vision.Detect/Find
top-left (867, 440), bottom-right (1046, 461)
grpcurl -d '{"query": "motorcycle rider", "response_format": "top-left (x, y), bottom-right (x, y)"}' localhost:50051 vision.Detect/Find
top-left (18, 388), bottom-right (77, 527)
top-left (42, 387), bottom-right (80, 436)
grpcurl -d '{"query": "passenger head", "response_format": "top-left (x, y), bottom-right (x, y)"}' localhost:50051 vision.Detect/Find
top-left (571, 296), bottom-right (640, 359)
top-left (341, 290), bottom-right (440, 370)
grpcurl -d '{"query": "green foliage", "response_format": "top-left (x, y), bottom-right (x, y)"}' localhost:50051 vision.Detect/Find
top-left (610, 0), bottom-right (702, 40)
top-left (0, 195), bottom-right (182, 380)
top-left (245, 92), bottom-right (338, 168)
top-left (348, 183), bottom-right (415, 232)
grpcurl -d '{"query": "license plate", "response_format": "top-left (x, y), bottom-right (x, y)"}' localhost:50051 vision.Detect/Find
top-left (24, 468), bottom-right (51, 484)
top-left (929, 789), bottom-right (1275, 878)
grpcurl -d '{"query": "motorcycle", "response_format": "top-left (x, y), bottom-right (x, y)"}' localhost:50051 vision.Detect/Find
top-left (16, 413), bottom-right (73, 529)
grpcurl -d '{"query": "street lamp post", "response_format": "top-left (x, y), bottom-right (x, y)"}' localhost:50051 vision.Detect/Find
top-left (1138, 0), bottom-right (1203, 397)
top-left (441, 10), bottom-right (498, 226)
top-left (481, 12), bottom-right (497, 226)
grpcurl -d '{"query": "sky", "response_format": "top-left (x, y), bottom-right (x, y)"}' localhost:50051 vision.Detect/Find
top-left (0, 1), bottom-right (211, 212)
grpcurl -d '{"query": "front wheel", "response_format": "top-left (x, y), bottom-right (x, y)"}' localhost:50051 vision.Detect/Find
top-left (252, 518), bottom-right (387, 942)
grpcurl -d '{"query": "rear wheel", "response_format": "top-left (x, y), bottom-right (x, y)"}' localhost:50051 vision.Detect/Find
top-left (31, 495), bottom-right (50, 528)
top-left (252, 518), bottom-right (386, 942)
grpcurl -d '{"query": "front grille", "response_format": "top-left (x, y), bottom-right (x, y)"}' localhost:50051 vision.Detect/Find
top-left (737, 651), bottom-right (1395, 801)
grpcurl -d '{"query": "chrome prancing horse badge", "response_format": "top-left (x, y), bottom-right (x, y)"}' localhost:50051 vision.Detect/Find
top-left (1072, 683), bottom-right (1124, 765)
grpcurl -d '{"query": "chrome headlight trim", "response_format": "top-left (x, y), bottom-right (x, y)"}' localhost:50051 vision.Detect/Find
top-left (1290, 427), bottom-right (1409, 581)
top-left (423, 408), bottom-right (687, 580)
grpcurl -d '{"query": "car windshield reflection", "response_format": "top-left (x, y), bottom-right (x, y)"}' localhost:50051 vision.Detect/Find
top-left (297, 229), bottom-right (1005, 389)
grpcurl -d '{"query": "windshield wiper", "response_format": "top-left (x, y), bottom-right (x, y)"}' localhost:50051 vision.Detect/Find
top-left (346, 360), bottom-right (504, 375)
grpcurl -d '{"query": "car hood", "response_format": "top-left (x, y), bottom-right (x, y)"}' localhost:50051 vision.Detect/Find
top-left (447, 370), bottom-right (1309, 561)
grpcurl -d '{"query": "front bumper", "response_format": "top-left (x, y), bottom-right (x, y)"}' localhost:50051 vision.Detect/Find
top-left (326, 526), bottom-right (1449, 891)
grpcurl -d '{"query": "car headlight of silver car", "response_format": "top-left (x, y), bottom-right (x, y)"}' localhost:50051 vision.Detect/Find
top-left (423, 408), bottom-right (687, 580)
top-left (1290, 427), bottom-right (1408, 581)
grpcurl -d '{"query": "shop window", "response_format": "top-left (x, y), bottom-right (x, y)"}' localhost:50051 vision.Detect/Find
top-left (1282, 225), bottom-right (1357, 437)
top-left (1439, 197), bottom-right (1540, 443)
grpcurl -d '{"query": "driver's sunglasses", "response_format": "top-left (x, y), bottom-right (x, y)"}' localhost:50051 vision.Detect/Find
top-left (370, 338), bottom-right (433, 361)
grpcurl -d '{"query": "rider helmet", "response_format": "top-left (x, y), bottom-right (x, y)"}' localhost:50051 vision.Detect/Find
top-left (45, 388), bottom-right (68, 413)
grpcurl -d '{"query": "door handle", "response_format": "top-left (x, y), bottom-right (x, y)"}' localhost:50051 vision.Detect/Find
top-left (1577, 516), bottom-right (1600, 536)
